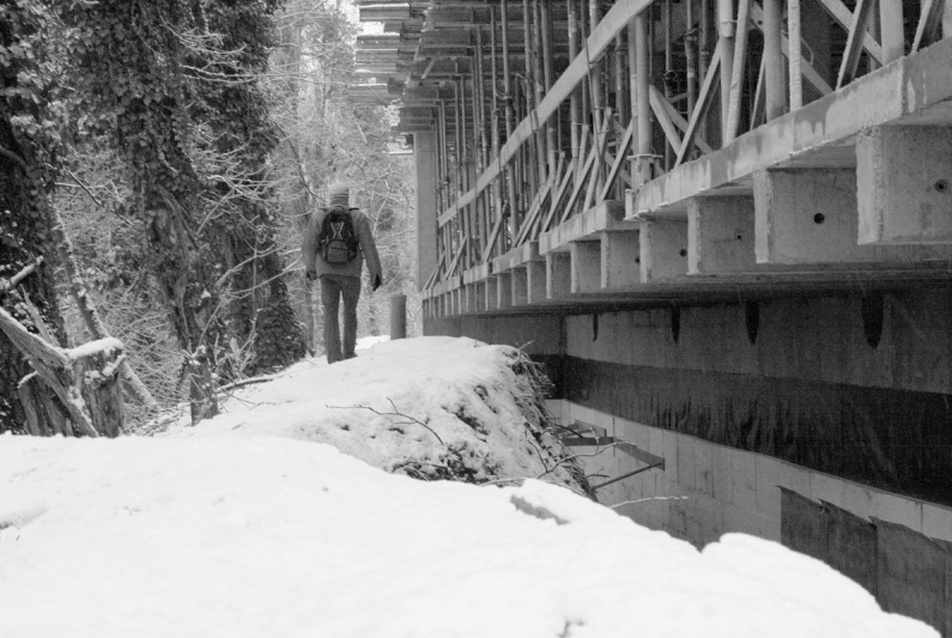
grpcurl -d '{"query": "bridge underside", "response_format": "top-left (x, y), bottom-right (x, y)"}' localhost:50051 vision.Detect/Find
top-left (356, 1), bottom-right (952, 631)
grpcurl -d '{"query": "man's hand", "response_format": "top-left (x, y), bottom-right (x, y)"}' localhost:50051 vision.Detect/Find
top-left (372, 274), bottom-right (382, 291)
top-left (305, 270), bottom-right (317, 282)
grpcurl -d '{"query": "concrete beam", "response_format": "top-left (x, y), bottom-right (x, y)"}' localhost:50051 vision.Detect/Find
top-left (688, 196), bottom-right (756, 274)
top-left (546, 252), bottom-right (571, 298)
top-left (857, 126), bottom-right (952, 244)
top-left (601, 230), bottom-right (641, 288)
top-left (640, 218), bottom-right (689, 283)
top-left (571, 240), bottom-right (602, 293)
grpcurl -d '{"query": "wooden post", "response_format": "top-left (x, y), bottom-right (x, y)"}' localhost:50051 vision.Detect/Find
top-left (717, 0), bottom-right (735, 139)
top-left (763, 0), bottom-right (786, 120)
top-left (568, 0), bottom-right (582, 176)
top-left (489, 6), bottom-right (506, 256)
top-left (501, 0), bottom-right (519, 247)
top-left (788, 0), bottom-right (803, 110)
top-left (523, 0), bottom-right (544, 191)
top-left (539, 0), bottom-right (557, 177)
top-left (635, 13), bottom-right (652, 186)
top-left (0, 305), bottom-right (124, 437)
top-left (589, 0), bottom-right (606, 195)
top-left (684, 0), bottom-right (697, 117)
top-left (18, 373), bottom-right (70, 436)
top-left (725, 0), bottom-right (750, 143)
top-left (75, 342), bottom-right (125, 437)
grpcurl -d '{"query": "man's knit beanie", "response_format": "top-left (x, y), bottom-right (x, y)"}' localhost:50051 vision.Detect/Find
top-left (329, 182), bottom-right (349, 207)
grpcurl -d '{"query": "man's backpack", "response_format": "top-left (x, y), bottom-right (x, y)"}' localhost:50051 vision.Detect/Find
top-left (318, 206), bottom-right (360, 264)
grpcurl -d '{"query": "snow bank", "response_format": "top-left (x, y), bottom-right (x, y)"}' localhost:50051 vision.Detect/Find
top-left (175, 336), bottom-right (588, 494)
top-left (0, 337), bottom-right (938, 637)
top-left (0, 434), bottom-right (934, 638)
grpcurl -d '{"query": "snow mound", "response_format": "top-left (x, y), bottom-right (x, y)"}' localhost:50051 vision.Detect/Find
top-left (174, 337), bottom-right (589, 495)
top-left (0, 434), bottom-right (936, 638)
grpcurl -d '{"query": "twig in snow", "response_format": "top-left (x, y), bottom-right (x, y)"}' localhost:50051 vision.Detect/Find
top-left (608, 495), bottom-right (690, 510)
top-left (328, 399), bottom-right (445, 446)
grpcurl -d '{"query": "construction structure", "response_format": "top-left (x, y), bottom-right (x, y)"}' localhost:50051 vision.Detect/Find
top-left (354, 1), bottom-right (952, 632)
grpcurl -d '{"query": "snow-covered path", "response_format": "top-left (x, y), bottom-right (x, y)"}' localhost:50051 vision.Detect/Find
top-left (0, 337), bottom-right (938, 637)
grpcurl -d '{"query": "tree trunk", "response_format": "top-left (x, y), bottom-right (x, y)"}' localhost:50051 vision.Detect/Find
top-left (145, 205), bottom-right (222, 424)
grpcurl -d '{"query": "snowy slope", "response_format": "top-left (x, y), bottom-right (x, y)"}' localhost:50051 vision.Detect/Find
top-left (0, 337), bottom-right (938, 637)
top-left (177, 336), bottom-right (588, 493)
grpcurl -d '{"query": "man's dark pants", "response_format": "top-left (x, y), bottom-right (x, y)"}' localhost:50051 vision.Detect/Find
top-left (319, 274), bottom-right (361, 363)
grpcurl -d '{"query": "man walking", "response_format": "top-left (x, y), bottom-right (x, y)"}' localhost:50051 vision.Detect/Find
top-left (303, 182), bottom-right (382, 364)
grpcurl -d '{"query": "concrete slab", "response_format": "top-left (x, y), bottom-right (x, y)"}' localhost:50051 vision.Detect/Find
top-left (695, 439), bottom-right (714, 498)
top-left (922, 504), bottom-right (952, 543)
top-left (677, 435), bottom-right (697, 491)
top-left (731, 450), bottom-right (757, 512)
top-left (871, 491), bottom-right (924, 533)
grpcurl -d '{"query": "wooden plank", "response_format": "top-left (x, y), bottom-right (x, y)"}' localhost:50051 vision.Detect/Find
top-left (649, 85), bottom-right (714, 156)
top-left (726, 0), bottom-right (751, 142)
top-left (675, 55), bottom-right (721, 167)
top-left (836, 0), bottom-right (875, 89)
top-left (912, 0), bottom-right (942, 53)
top-left (599, 119), bottom-right (635, 202)
top-left (560, 125), bottom-right (610, 224)
top-left (514, 163), bottom-right (559, 247)
top-left (750, 4), bottom-right (833, 97)
top-left (788, 0), bottom-right (803, 109)
top-left (814, 0), bottom-right (883, 63)
top-left (541, 156), bottom-right (579, 233)
top-left (438, 0), bottom-right (653, 232)
top-left (442, 230), bottom-right (469, 279)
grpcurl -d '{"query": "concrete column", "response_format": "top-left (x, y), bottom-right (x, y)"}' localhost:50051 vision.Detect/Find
top-left (450, 288), bottom-right (460, 315)
top-left (755, 169), bottom-right (859, 264)
top-left (485, 277), bottom-right (498, 311)
top-left (688, 197), bottom-right (756, 274)
top-left (475, 282), bottom-right (486, 312)
top-left (389, 294), bottom-right (407, 339)
top-left (546, 251), bottom-right (571, 298)
top-left (601, 230), bottom-right (641, 288)
top-left (464, 284), bottom-right (478, 313)
top-left (512, 267), bottom-right (528, 305)
top-left (526, 259), bottom-right (547, 304)
top-left (571, 240), bottom-right (601, 293)
top-left (639, 218), bottom-right (688, 282)
top-left (496, 271), bottom-right (513, 309)
top-left (857, 126), bottom-right (952, 244)
top-left (413, 131), bottom-right (439, 290)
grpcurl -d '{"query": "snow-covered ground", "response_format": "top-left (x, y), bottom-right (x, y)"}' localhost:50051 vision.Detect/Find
top-left (0, 337), bottom-right (938, 637)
